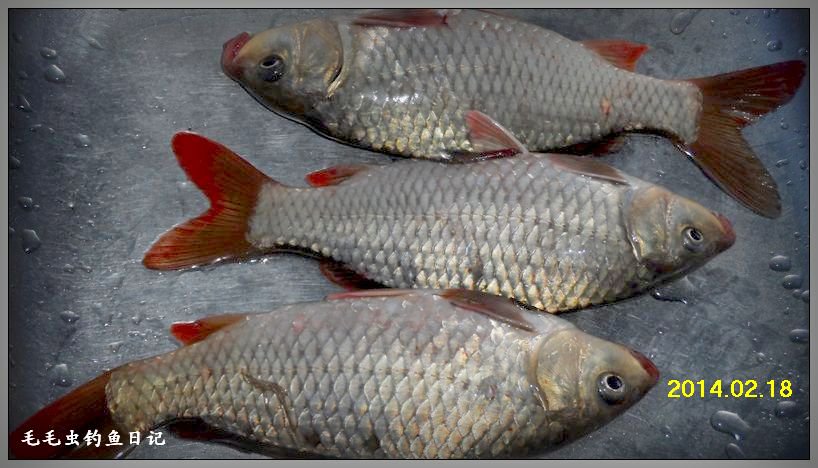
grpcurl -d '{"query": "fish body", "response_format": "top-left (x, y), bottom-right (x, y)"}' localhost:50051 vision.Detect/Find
top-left (143, 127), bottom-right (735, 313)
top-left (11, 289), bottom-right (659, 459)
top-left (222, 9), bottom-right (806, 217)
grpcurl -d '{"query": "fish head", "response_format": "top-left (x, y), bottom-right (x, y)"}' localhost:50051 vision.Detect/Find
top-left (222, 19), bottom-right (343, 118)
top-left (532, 328), bottom-right (658, 439)
top-left (624, 185), bottom-right (735, 279)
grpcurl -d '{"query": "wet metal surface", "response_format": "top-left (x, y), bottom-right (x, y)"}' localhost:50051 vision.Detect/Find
top-left (8, 9), bottom-right (809, 459)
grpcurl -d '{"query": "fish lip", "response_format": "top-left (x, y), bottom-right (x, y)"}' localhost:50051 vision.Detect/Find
top-left (222, 31), bottom-right (251, 79)
top-left (714, 212), bottom-right (736, 250)
top-left (628, 348), bottom-right (659, 386)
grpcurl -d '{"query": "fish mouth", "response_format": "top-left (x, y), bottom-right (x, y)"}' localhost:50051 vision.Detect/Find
top-left (714, 212), bottom-right (736, 250)
top-left (628, 348), bottom-right (659, 386)
top-left (222, 31), bottom-right (251, 79)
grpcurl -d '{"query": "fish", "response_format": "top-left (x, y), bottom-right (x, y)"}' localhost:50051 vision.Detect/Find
top-left (221, 8), bottom-right (806, 218)
top-left (10, 289), bottom-right (659, 459)
top-left (141, 114), bottom-right (735, 313)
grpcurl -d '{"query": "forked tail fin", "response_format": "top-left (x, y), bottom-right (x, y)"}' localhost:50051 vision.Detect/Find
top-left (10, 371), bottom-right (127, 459)
top-left (684, 60), bottom-right (806, 218)
top-left (143, 132), bottom-right (272, 269)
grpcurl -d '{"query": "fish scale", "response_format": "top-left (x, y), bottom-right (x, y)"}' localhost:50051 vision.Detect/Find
top-left (248, 154), bottom-right (646, 313)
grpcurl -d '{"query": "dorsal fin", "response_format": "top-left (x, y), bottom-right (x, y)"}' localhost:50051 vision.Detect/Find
top-left (170, 313), bottom-right (250, 345)
top-left (581, 40), bottom-right (649, 72)
top-left (305, 164), bottom-right (368, 187)
top-left (353, 9), bottom-right (449, 28)
top-left (464, 110), bottom-right (527, 155)
top-left (439, 289), bottom-right (537, 332)
top-left (546, 153), bottom-right (630, 185)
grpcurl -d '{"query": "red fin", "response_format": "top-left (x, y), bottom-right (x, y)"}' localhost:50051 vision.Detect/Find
top-left (546, 154), bottom-right (629, 185)
top-left (684, 60), bottom-right (806, 218)
top-left (143, 132), bottom-right (272, 270)
top-left (326, 289), bottom-right (418, 301)
top-left (10, 371), bottom-right (127, 459)
top-left (557, 135), bottom-right (626, 156)
top-left (353, 9), bottom-right (449, 28)
top-left (464, 110), bottom-right (527, 155)
top-left (581, 40), bottom-right (649, 72)
top-left (439, 289), bottom-right (538, 331)
top-left (170, 313), bottom-right (249, 345)
top-left (305, 164), bottom-right (368, 187)
top-left (319, 259), bottom-right (386, 291)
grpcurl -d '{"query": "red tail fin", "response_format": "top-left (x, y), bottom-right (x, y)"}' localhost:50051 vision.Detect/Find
top-left (143, 132), bottom-right (272, 269)
top-left (683, 60), bottom-right (806, 218)
top-left (10, 371), bottom-right (126, 459)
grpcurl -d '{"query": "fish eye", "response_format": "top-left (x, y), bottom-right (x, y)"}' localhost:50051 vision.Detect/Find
top-left (598, 372), bottom-right (627, 405)
top-left (683, 226), bottom-right (704, 251)
top-left (258, 55), bottom-right (285, 82)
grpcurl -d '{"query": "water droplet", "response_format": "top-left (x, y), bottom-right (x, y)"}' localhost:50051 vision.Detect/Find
top-left (743, 16), bottom-right (753, 25)
top-left (60, 310), bottom-right (79, 323)
top-left (63, 263), bottom-right (75, 273)
top-left (722, 32), bottom-right (728, 39)
top-left (710, 19), bottom-right (716, 25)
top-left (50, 363), bottom-right (72, 387)
top-left (762, 9), bottom-right (770, 18)
top-left (775, 159), bottom-right (789, 167)
top-left (67, 201), bottom-right (76, 209)
top-left (769, 255), bottom-right (792, 272)
top-left (17, 196), bottom-right (34, 210)
top-left (780, 120), bottom-right (789, 130)
top-left (44, 64), bottom-right (66, 83)
top-left (18, 70), bottom-right (28, 80)
top-left (39, 47), bottom-right (57, 59)
top-left (9, 227), bottom-right (15, 236)
top-left (782, 274), bottom-right (802, 289)
top-left (21, 229), bottom-right (41, 253)
top-left (771, 8), bottom-right (778, 13)
top-left (86, 36), bottom-right (104, 49)
top-left (799, 160), bottom-right (808, 170)
top-left (710, 410), bottom-right (750, 440)
top-left (789, 328), bottom-right (808, 344)
top-left (109, 341), bottom-right (124, 353)
top-left (729, 9), bottom-right (740, 15)
top-left (801, 290), bottom-right (809, 302)
top-left (14, 94), bottom-right (32, 113)
top-left (131, 313), bottom-right (143, 325)
top-left (726, 443), bottom-right (745, 459)
top-left (10, 156), bottom-right (22, 170)
top-left (74, 133), bottom-right (91, 148)
top-left (797, 141), bottom-right (805, 148)
top-left (766, 39), bottom-right (783, 51)
top-left (660, 425), bottom-right (672, 438)
top-left (13, 33), bottom-right (23, 43)
top-left (798, 47), bottom-right (809, 57)
top-left (670, 9), bottom-right (700, 35)
top-left (792, 289), bottom-right (802, 298)
top-left (775, 401), bottom-right (799, 418)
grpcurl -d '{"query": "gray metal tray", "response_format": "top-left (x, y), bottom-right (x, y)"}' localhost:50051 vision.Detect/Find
top-left (9, 8), bottom-right (809, 459)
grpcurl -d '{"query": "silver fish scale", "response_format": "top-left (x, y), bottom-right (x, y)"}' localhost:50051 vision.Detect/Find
top-left (247, 155), bottom-right (656, 313)
top-left (106, 293), bottom-right (572, 458)
top-left (318, 9), bottom-right (701, 159)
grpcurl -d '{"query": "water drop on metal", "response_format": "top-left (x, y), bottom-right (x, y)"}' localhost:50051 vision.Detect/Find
top-left (762, 9), bottom-right (770, 18)
top-left (775, 159), bottom-right (789, 167)
top-left (74, 133), bottom-right (91, 148)
top-left (44, 64), bottom-right (66, 83)
top-left (17, 196), bottom-right (34, 210)
top-left (60, 310), bottom-right (80, 323)
top-left (798, 47), bottom-right (809, 56)
top-left (39, 47), bottom-right (57, 59)
top-left (726, 443), bottom-right (745, 459)
top-left (86, 36), bottom-right (104, 49)
top-left (782, 274), bottom-right (802, 289)
top-left (710, 410), bottom-right (750, 440)
top-left (51, 363), bottom-right (72, 387)
top-left (769, 255), bottom-right (791, 272)
top-left (789, 329), bottom-right (808, 344)
top-left (801, 290), bottom-right (809, 303)
top-left (14, 94), bottom-right (32, 112)
top-left (766, 39), bottom-right (782, 51)
top-left (21, 229), bottom-right (41, 253)
top-left (729, 9), bottom-right (739, 15)
top-left (670, 9), bottom-right (699, 35)
top-left (775, 401), bottom-right (799, 418)
top-left (780, 120), bottom-right (789, 130)
top-left (109, 341), bottom-right (124, 353)
top-left (18, 70), bottom-right (28, 80)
